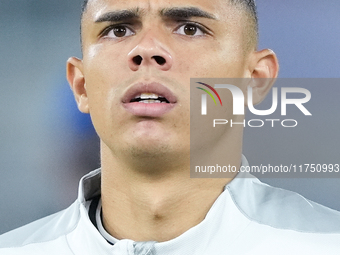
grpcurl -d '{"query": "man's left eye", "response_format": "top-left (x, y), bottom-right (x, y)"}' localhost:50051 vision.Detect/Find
top-left (174, 23), bottom-right (205, 36)
top-left (104, 25), bottom-right (135, 38)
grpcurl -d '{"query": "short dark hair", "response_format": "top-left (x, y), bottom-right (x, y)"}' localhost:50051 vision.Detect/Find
top-left (81, 0), bottom-right (258, 51)
top-left (229, 0), bottom-right (258, 51)
top-left (82, 0), bottom-right (89, 15)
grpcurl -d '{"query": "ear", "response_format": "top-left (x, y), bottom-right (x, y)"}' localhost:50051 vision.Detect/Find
top-left (66, 57), bottom-right (89, 114)
top-left (247, 49), bottom-right (279, 105)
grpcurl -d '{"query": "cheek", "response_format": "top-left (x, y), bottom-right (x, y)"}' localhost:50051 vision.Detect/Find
top-left (84, 44), bottom-right (127, 100)
top-left (175, 42), bottom-right (246, 78)
top-left (84, 43), bottom-right (130, 76)
top-left (82, 48), bottom-right (126, 134)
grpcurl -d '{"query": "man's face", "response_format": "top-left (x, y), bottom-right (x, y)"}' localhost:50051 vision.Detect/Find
top-left (79, 0), bottom-right (251, 158)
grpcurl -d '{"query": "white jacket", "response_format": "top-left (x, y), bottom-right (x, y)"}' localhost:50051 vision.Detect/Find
top-left (1, 157), bottom-right (340, 254)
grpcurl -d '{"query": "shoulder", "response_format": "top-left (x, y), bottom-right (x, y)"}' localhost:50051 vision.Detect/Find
top-left (0, 200), bottom-right (80, 252)
top-left (223, 174), bottom-right (340, 253)
top-left (226, 174), bottom-right (340, 233)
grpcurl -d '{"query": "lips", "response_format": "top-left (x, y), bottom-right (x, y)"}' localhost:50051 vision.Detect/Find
top-left (122, 82), bottom-right (177, 117)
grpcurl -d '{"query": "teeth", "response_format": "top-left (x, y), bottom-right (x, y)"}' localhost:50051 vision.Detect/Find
top-left (141, 100), bottom-right (162, 103)
top-left (139, 93), bottom-right (159, 99)
top-left (130, 92), bottom-right (169, 103)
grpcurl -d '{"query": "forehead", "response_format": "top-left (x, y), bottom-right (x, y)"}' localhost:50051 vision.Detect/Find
top-left (83, 0), bottom-right (235, 22)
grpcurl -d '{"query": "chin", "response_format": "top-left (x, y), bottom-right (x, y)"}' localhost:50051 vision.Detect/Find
top-left (128, 139), bottom-right (172, 158)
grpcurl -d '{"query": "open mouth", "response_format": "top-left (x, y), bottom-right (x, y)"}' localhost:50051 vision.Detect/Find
top-left (122, 82), bottom-right (177, 117)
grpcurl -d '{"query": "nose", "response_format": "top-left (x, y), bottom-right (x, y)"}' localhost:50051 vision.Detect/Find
top-left (127, 33), bottom-right (173, 72)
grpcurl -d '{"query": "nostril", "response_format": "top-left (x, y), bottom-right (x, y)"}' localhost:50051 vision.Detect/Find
top-left (132, 55), bottom-right (143, 65)
top-left (152, 56), bottom-right (166, 65)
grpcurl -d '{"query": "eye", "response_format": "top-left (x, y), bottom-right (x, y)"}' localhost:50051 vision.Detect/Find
top-left (175, 23), bottom-right (206, 36)
top-left (102, 25), bottom-right (135, 38)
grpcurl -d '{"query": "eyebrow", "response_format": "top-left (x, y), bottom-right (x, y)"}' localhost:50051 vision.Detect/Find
top-left (95, 8), bottom-right (140, 23)
top-left (160, 7), bottom-right (217, 20)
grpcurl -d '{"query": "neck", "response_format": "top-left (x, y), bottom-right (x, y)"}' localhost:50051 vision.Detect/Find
top-left (100, 126), bottom-right (243, 242)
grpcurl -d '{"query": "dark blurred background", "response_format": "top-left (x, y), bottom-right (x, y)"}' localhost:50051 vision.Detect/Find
top-left (1, 0), bottom-right (340, 234)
